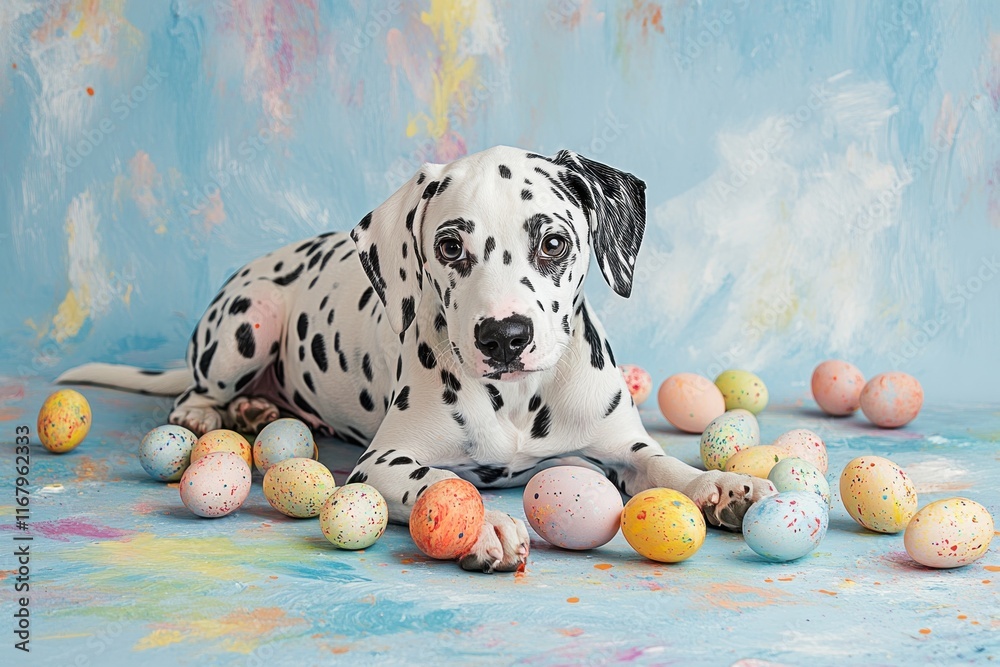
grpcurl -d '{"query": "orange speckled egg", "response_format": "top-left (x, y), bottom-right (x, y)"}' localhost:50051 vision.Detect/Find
top-left (840, 456), bottom-right (918, 533)
top-left (619, 364), bottom-right (653, 405)
top-left (904, 498), bottom-right (994, 569)
top-left (191, 429), bottom-right (253, 468)
top-left (409, 478), bottom-right (485, 560)
top-left (811, 360), bottom-right (865, 416)
top-left (620, 488), bottom-right (705, 563)
top-left (37, 389), bottom-right (91, 453)
top-left (859, 372), bottom-right (923, 428)
top-left (723, 445), bottom-right (787, 479)
top-left (657, 373), bottom-right (725, 433)
top-left (772, 429), bottom-right (828, 474)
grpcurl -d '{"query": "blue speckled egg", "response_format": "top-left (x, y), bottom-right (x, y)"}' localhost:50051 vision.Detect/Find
top-left (138, 425), bottom-right (197, 481)
top-left (742, 491), bottom-right (829, 562)
top-left (253, 418), bottom-right (316, 473)
top-left (768, 457), bottom-right (831, 507)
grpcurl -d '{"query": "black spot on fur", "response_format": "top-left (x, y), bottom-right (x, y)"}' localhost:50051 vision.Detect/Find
top-left (139, 369), bottom-right (164, 376)
top-left (396, 356), bottom-right (403, 381)
top-left (327, 309), bottom-right (335, 325)
top-left (473, 465), bottom-right (506, 485)
top-left (234, 371), bottom-right (256, 392)
top-left (358, 286), bottom-right (375, 310)
top-left (273, 261), bottom-right (283, 272)
top-left (561, 314), bottom-right (570, 335)
top-left (394, 385), bottom-right (410, 411)
top-left (451, 411), bottom-right (466, 426)
top-left (434, 312), bottom-right (447, 332)
top-left (235, 323), bottom-right (256, 358)
top-left (521, 189), bottom-right (533, 201)
top-left (275, 359), bottom-right (285, 386)
top-left (269, 341), bottom-right (279, 355)
top-left (302, 372), bottom-right (316, 393)
top-left (528, 394), bottom-right (541, 412)
top-left (375, 449), bottom-right (396, 465)
top-left (498, 165), bottom-right (511, 179)
top-left (273, 263), bottom-right (304, 286)
top-left (229, 297), bottom-right (252, 315)
top-left (293, 391), bottom-right (321, 418)
top-left (443, 389), bottom-right (458, 405)
top-left (297, 313), bottom-right (309, 340)
top-left (409, 466), bottom-right (430, 480)
top-left (207, 309), bottom-right (217, 323)
top-left (311, 334), bottom-right (329, 372)
top-left (531, 405), bottom-right (551, 438)
top-left (503, 250), bottom-right (512, 265)
top-left (441, 370), bottom-right (461, 392)
top-left (631, 442), bottom-right (648, 453)
top-left (485, 384), bottom-right (503, 411)
top-left (422, 181), bottom-right (440, 199)
top-left (359, 390), bottom-right (375, 412)
top-left (362, 353), bottom-right (374, 382)
top-left (551, 300), bottom-right (559, 312)
top-left (389, 456), bottom-right (414, 466)
top-left (605, 389), bottom-right (622, 417)
top-left (401, 491), bottom-right (410, 504)
top-left (417, 342), bottom-right (437, 369)
top-left (604, 340), bottom-right (616, 367)
top-left (520, 277), bottom-right (535, 292)
top-left (581, 307), bottom-right (605, 370)
top-left (339, 352), bottom-right (349, 372)
top-left (357, 449), bottom-right (376, 464)
top-left (198, 342), bottom-right (218, 378)
top-left (346, 470), bottom-right (368, 484)
top-left (400, 297), bottom-right (416, 331)
top-left (358, 212), bottom-right (373, 231)
top-left (484, 236), bottom-right (496, 262)
top-left (436, 176), bottom-right (452, 195)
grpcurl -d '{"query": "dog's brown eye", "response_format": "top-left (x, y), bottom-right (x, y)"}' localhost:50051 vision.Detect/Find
top-left (540, 234), bottom-right (568, 259)
top-left (437, 238), bottom-right (465, 262)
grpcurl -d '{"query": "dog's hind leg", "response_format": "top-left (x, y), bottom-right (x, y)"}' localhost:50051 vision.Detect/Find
top-left (170, 279), bottom-right (287, 436)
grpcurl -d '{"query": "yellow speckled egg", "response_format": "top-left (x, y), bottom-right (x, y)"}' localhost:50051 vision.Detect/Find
top-left (723, 445), bottom-right (787, 479)
top-left (859, 372), bottom-right (923, 428)
top-left (904, 498), bottom-right (994, 569)
top-left (321, 483), bottom-right (389, 550)
top-left (620, 488), bottom-right (706, 563)
top-left (840, 456), bottom-right (918, 533)
top-left (773, 429), bottom-right (828, 474)
top-left (191, 429), bottom-right (253, 468)
top-left (699, 409), bottom-right (760, 471)
top-left (37, 389), bottom-right (91, 453)
top-left (714, 370), bottom-right (769, 414)
top-left (263, 458), bottom-right (337, 518)
top-left (657, 373), bottom-right (726, 433)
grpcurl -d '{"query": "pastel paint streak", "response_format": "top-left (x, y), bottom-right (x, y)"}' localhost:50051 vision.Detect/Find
top-left (114, 150), bottom-right (166, 232)
top-left (136, 606), bottom-right (307, 653)
top-left (702, 582), bottom-right (791, 612)
top-left (904, 457), bottom-right (973, 493)
top-left (0, 517), bottom-right (133, 542)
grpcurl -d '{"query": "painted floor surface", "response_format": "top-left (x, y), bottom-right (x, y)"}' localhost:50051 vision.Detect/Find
top-left (1, 379), bottom-right (998, 666)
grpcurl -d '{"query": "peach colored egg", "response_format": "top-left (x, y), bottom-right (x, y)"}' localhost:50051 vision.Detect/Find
top-left (657, 373), bottom-right (726, 433)
top-left (904, 498), bottom-right (994, 569)
top-left (522, 466), bottom-right (623, 550)
top-left (179, 451), bottom-right (252, 518)
top-left (409, 479), bottom-right (485, 560)
top-left (772, 429), bottom-right (828, 474)
top-left (723, 445), bottom-right (787, 479)
top-left (840, 456), bottom-right (917, 533)
top-left (37, 389), bottom-right (91, 453)
top-left (811, 360), bottom-right (865, 416)
top-left (191, 429), bottom-right (253, 468)
top-left (619, 364), bottom-right (653, 405)
top-left (859, 372), bottom-right (923, 428)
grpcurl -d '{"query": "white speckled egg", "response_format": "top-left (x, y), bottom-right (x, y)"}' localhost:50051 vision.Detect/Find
top-left (773, 429), bottom-right (828, 474)
top-left (139, 424), bottom-right (197, 481)
top-left (263, 458), bottom-right (337, 518)
top-left (699, 409), bottom-right (761, 471)
top-left (253, 418), bottom-right (316, 473)
top-left (840, 456), bottom-right (918, 533)
top-left (619, 364), bottom-right (653, 405)
top-left (768, 457), bottom-right (831, 507)
top-left (179, 451), bottom-right (252, 518)
top-left (742, 491), bottom-right (829, 562)
top-left (904, 498), bottom-right (994, 569)
top-left (320, 483), bottom-right (389, 550)
top-left (523, 466), bottom-right (623, 550)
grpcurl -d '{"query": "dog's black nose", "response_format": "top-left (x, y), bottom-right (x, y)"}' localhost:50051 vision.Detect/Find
top-left (475, 315), bottom-right (534, 365)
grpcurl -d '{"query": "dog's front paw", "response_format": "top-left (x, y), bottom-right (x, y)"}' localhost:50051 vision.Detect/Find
top-left (459, 510), bottom-right (530, 574)
top-left (227, 396), bottom-right (280, 434)
top-left (683, 470), bottom-right (776, 531)
top-left (169, 406), bottom-right (223, 436)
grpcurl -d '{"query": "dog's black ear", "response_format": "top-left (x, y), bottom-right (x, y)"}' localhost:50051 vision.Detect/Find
top-left (351, 164), bottom-right (444, 334)
top-left (551, 150), bottom-right (646, 298)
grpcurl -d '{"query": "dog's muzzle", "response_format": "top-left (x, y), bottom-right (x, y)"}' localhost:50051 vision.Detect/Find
top-left (475, 315), bottom-right (534, 368)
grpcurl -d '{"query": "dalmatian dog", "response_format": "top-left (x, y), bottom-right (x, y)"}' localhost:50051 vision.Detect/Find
top-left (58, 146), bottom-right (775, 573)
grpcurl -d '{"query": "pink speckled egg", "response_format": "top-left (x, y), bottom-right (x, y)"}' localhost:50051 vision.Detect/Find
top-left (859, 372), bottom-right (923, 428)
top-left (811, 360), bottom-right (865, 416)
top-left (179, 451), bottom-right (252, 518)
top-left (657, 373), bottom-right (726, 434)
top-left (772, 429), bottom-right (828, 474)
top-left (619, 364), bottom-right (653, 405)
top-left (523, 466), bottom-right (624, 550)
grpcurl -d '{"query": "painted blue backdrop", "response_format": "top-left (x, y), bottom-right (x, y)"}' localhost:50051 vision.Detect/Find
top-left (2, 0), bottom-right (999, 402)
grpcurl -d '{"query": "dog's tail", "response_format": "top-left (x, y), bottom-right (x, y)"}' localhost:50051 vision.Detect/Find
top-left (56, 363), bottom-right (190, 396)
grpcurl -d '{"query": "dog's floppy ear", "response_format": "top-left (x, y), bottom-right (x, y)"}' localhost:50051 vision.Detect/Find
top-left (551, 150), bottom-right (646, 298)
top-left (351, 164), bottom-right (444, 334)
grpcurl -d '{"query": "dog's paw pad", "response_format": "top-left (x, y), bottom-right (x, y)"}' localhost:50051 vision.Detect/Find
top-left (459, 510), bottom-right (530, 574)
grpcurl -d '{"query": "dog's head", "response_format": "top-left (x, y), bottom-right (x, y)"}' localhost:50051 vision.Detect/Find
top-left (351, 146), bottom-right (645, 381)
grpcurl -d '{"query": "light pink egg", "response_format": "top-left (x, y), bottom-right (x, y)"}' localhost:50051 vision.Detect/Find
top-left (811, 360), bottom-right (865, 416)
top-left (179, 451), bottom-right (252, 518)
top-left (657, 373), bottom-right (726, 433)
top-left (859, 372), bottom-right (923, 428)
top-left (522, 466), bottom-right (623, 550)
top-left (619, 364), bottom-right (652, 405)
top-left (772, 429), bottom-right (828, 474)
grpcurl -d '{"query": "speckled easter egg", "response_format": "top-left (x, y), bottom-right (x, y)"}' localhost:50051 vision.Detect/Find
top-left (657, 373), bottom-right (726, 434)
top-left (253, 418), bottom-right (316, 473)
top-left (859, 372), bottom-right (924, 428)
top-left (742, 491), bottom-right (829, 562)
top-left (840, 456), bottom-right (918, 533)
top-left (699, 409), bottom-right (761, 471)
top-left (723, 445), bottom-right (787, 479)
top-left (179, 451), bottom-right (252, 518)
top-left (138, 424), bottom-right (197, 481)
top-left (409, 479), bottom-right (485, 560)
top-left (263, 458), bottom-right (337, 518)
top-left (811, 360), bottom-right (865, 416)
top-left (619, 364), bottom-right (653, 405)
top-left (768, 458), bottom-right (831, 507)
top-left (714, 370), bottom-right (769, 414)
top-left (772, 429), bottom-right (828, 474)
top-left (320, 483), bottom-right (389, 550)
top-left (904, 498), bottom-right (994, 569)
top-left (191, 429), bottom-right (253, 468)
top-left (522, 466), bottom-right (624, 550)
top-left (37, 389), bottom-right (91, 453)
top-left (620, 488), bottom-right (706, 563)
